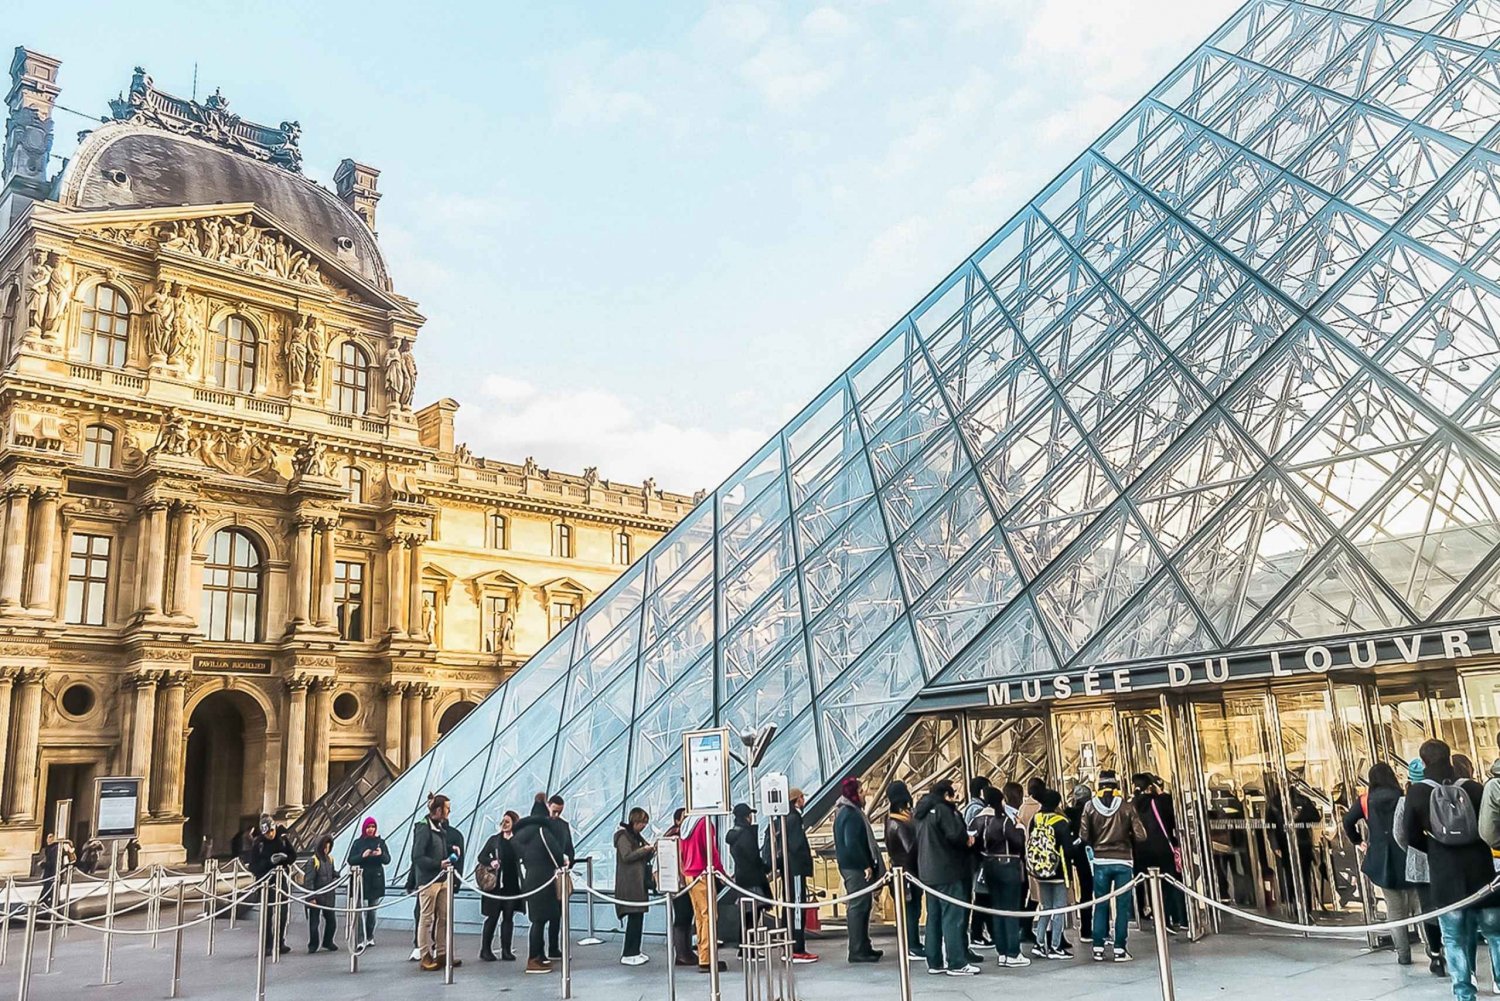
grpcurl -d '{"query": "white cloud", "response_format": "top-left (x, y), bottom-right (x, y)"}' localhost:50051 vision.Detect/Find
top-left (802, 6), bottom-right (854, 38)
top-left (694, 3), bottom-right (774, 47)
top-left (738, 36), bottom-right (843, 110)
top-left (554, 77), bottom-right (657, 127)
top-left (460, 376), bottom-right (767, 493)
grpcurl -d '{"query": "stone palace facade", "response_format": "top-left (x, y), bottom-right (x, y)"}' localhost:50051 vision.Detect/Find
top-left (0, 48), bottom-right (694, 869)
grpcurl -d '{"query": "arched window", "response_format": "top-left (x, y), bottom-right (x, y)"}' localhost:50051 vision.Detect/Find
top-left (344, 464), bottom-right (365, 504)
top-left (201, 528), bottom-right (263, 642)
top-left (333, 342), bottom-right (369, 415)
top-left (212, 315), bottom-right (257, 392)
top-left (74, 283), bottom-right (130, 368)
top-left (81, 424), bottom-right (116, 468)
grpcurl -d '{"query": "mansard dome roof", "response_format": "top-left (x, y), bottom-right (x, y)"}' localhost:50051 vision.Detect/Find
top-left (61, 123), bottom-right (389, 289)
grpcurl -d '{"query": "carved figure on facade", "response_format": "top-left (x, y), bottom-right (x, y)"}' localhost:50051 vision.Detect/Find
top-left (582, 467), bottom-right (599, 487)
top-left (642, 478), bottom-right (657, 497)
top-left (454, 442), bottom-right (473, 466)
top-left (382, 342), bottom-right (409, 410)
top-left (197, 427), bottom-right (275, 478)
top-left (421, 598), bottom-right (436, 639)
top-left (152, 215), bottom-right (328, 289)
top-left (151, 408), bottom-right (193, 457)
top-left (284, 313), bottom-right (325, 395)
top-left (143, 280), bottom-right (180, 361)
top-left (108, 68), bottom-right (304, 173)
top-left (27, 250), bottom-right (73, 341)
top-left (522, 457), bottom-right (541, 478)
top-left (291, 436), bottom-right (332, 479)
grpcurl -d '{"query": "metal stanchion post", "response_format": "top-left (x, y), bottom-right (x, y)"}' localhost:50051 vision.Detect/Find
top-left (1147, 870), bottom-right (1176, 1001)
top-left (443, 868), bottom-right (455, 986)
top-left (578, 857), bottom-right (602, 945)
top-left (255, 882), bottom-right (269, 1001)
top-left (17, 901), bottom-right (37, 1001)
top-left (893, 868), bottom-right (912, 1001)
top-left (228, 863), bottom-right (238, 930)
top-left (150, 865), bottom-right (162, 949)
top-left (202, 860), bottom-right (215, 919)
top-left (559, 869), bottom-right (572, 1000)
top-left (59, 863), bottom-right (72, 941)
top-left (43, 873), bottom-right (57, 975)
top-left (271, 870), bottom-right (283, 965)
top-left (348, 868), bottom-right (359, 974)
top-left (170, 881), bottom-right (185, 998)
top-left (1, 876), bottom-right (12, 967)
top-left (665, 888), bottom-right (677, 1001)
top-left (206, 871), bottom-right (216, 957)
top-left (99, 847), bottom-right (119, 987)
top-left (705, 844), bottom-right (722, 1001)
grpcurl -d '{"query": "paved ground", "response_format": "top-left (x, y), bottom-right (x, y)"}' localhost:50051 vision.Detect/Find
top-left (1, 905), bottom-right (1468, 1001)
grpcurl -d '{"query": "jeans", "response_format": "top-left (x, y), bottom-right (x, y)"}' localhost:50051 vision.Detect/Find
top-left (622, 912), bottom-right (644, 958)
top-left (306, 903), bottom-right (335, 949)
top-left (924, 882), bottom-right (969, 972)
top-left (360, 897), bottom-right (379, 942)
top-left (1381, 887), bottom-right (1420, 962)
top-left (1037, 882), bottom-right (1067, 949)
top-left (791, 877), bottom-right (812, 953)
top-left (1092, 863), bottom-right (1133, 951)
top-left (261, 884), bottom-right (288, 953)
top-left (840, 868), bottom-right (875, 959)
top-left (671, 893), bottom-right (694, 961)
top-left (1440, 909), bottom-right (1481, 1001)
top-left (984, 859), bottom-right (1024, 959)
top-left (892, 881), bottom-right (923, 950)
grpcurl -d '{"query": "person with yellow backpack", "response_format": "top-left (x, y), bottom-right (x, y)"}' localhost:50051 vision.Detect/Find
top-left (1026, 789), bottom-right (1073, 961)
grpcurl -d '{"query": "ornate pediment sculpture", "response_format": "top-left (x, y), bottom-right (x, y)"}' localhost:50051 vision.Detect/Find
top-left (108, 68), bottom-right (303, 173)
top-left (196, 427), bottom-right (275, 478)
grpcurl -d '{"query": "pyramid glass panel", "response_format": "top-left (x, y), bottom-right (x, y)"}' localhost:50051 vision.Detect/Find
top-left (345, 0), bottom-right (1500, 855)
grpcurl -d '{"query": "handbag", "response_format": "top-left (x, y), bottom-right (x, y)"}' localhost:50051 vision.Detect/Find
top-left (475, 862), bottom-right (497, 893)
top-left (1150, 800), bottom-right (1183, 873)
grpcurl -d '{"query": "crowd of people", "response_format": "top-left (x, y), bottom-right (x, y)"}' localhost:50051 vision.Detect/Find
top-left (219, 741), bottom-right (1500, 996)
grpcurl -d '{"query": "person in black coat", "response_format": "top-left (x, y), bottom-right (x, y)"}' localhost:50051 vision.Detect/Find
top-left (1132, 774), bottom-right (1186, 930)
top-left (511, 798), bottom-right (574, 973)
top-left (247, 814), bottom-right (295, 956)
top-left (346, 817), bottom-right (390, 947)
top-left (884, 781), bottom-right (921, 954)
top-left (915, 780), bottom-right (976, 974)
top-left (1343, 764), bottom-right (1417, 965)
top-left (975, 785), bottom-right (1026, 965)
top-left (763, 787), bottom-right (817, 960)
top-left (728, 804), bottom-right (770, 895)
top-left (1403, 739), bottom-right (1496, 1000)
top-left (476, 811), bottom-right (521, 961)
top-left (1063, 784), bottom-right (1093, 941)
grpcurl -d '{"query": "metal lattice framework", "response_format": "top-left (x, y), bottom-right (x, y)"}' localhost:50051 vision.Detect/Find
top-left (344, 0), bottom-right (1500, 877)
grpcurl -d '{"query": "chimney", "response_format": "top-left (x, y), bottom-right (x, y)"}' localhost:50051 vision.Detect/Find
top-left (415, 398), bottom-right (458, 454)
top-left (334, 158), bottom-right (381, 232)
top-left (4, 47), bottom-right (61, 197)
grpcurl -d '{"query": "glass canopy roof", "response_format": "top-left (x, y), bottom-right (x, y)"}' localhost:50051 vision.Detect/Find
top-left (346, 0), bottom-right (1500, 875)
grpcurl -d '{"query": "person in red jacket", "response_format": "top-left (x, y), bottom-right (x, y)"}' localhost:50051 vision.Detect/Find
top-left (680, 814), bottom-right (727, 973)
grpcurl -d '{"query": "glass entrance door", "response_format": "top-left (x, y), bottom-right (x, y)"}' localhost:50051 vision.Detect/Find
top-left (1054, 708), bottom-right (1116, 789)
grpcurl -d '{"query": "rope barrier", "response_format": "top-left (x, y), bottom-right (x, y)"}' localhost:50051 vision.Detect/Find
top-left (452, 870), bottom-right (561, 903)
top-left (908, 871), bottom-right (1145, 919)
top-left (1164, 873), bottom-right (1500, 936)
top-left (718, 870), bottom-right (892, 910)
top-left (30, 874), bottom-right (273, 936)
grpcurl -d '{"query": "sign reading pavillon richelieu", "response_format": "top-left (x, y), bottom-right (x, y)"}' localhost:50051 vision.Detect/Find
top-left (912, 619), bottom-right (1500, 712)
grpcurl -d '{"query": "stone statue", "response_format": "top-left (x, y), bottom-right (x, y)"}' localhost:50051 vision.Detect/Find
top-left (36, 252), bottom-right (73, 342)
top-left (153, 408), bottom-right (193, 457)
top-left (421, 598), bottom-right (436, 638)
top-left (302, 316), bottom-right (324, 392)
top-left (24, 251), bottom-right (51, 336)
top-left (284, 315), bottom-right (309, 390)
top-left (499, 614), bottom-right (514, 655)
top-left (143, 280), bottom-right (180, 361)
top-left (455, 442), bottom-right (473, 466)
top-left (582, 466), bottom-right (599, 486)
top-left (291, 436), bottom-right (330, 478)
top-left (399, 341), bottom-right (417, 407)
top-left (382, 343), bottom-right (407, 407)
top-left (285, 314), bottom-right (323, 393)
top-left (176, 292), bottom-right (205, 370)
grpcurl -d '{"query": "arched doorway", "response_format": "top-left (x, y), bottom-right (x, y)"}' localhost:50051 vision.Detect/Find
top-left (182, 690), bottom-right (267, 860)
top-left (438, 700), bottom-right (477, 736)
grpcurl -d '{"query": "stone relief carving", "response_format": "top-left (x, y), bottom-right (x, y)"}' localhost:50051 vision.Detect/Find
top-left (150, 408), bottom-right (193, 457)
top-left (454, 442), bottom-right (473, 466)
top-left (196, 426), bottom-right (275, 478)
top-left (159, 216), bottom-right (325, 287)
top-left (284, 313), bottom-right (324, 394)
top-left (8, 409), bottom-right (69, 451)
top-left (291, 436), bottom-right (333, 478)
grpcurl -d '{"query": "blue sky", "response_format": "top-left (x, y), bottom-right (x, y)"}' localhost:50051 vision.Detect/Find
top-left (23, 0), bottom-right (1242, 492)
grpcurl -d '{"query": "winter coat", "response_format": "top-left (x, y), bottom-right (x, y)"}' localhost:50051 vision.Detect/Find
top-left (1341, 785), bottom-right (1408, 889)
top-left (411, 819), bottom-right (464, 887)
top-left (1391, 797), bottom-right (1430, 884)
top-left (884, 810), bottom-right (918, 876)
top-left (914, 793), bottom-right (971, 886)
top-left (762, 806), bottom-right (814, 878)
top-left (1404, 778), bottom-right (1496, 910)
top-left (345, 835), bottom-right (391, 903)
top-left (613, 825), bottom-right (654, 918)
top-left (1481, 760), bottom-right (1500, 851)
top-left (1062, 802), bottom-right (1093, 878)
top-left (1078, 790), bottom-right (1147, 866)
top-left (476, 833), bottom-right (521, 918)
top-left (248, 830), bottom-right (295, 880)
top-left (727, 819), bottom-right (770, 893)
top-left (1133, 792), bottom-right (1180, 875)
top-left (974, 806), bottom-right (1025, 859)
top-left (1017, 795), bottom-right (1042, 832)
top-left (511, 814), bottom-right (573, 921)
top-left (300, 850), bottom-right (339, 908)
top-left (833, 798), bottom-right (882, 874)
top-left (680, 817), bottom-right (724, 879)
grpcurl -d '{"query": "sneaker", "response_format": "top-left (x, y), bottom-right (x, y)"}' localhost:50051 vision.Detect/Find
top-left (1113, 948), bottom-right (1133, 963)
top-left (324, 943), bottom-right (339, 953)
top-left (1003, 954), bottom-right (1032, 968)
top-left (525, 958), bottom-right (552, 975)
top-left (697, 961), bottom-right (727, 973)
top-left (409, 948), bottom-right (422, 962)
top-left (926, 966), bottom-right (947, 975)
top-left (1031, 945), bottom-right (1052, 960)
top-left (1044, 946), bottom-right (1070, 960)
top-left (791, 953), bottom-right (819, 964)
top-left (1092, 946), bottom-right (1106, 962)
top-left (621, 954), bottom-right (650, 966)
top-left (945, 964), bottom-right (980, 977)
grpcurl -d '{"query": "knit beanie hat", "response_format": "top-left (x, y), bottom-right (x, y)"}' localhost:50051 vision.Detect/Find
top-left (1408, 758), bottom-right (1425, 783)
top-left (1071, 783), bottom-right (1093, 804)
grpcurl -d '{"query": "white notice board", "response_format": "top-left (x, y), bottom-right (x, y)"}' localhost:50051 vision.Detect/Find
top-left (683, 728), bottom-right (731, 816)
top-left (94, 777), bottom-right (142, 839)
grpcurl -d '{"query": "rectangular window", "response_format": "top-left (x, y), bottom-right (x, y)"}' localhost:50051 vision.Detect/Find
top-left (551, 599), bottom-right (577, 637)
top-left (554, 523), bottom-right (572, 559)
top-left (334, 560), bottom-right (365, 641)
top-left (490, 513), bottom-right (507, 550)
top-left (345, 466), bottom-right (365, 504)
top-left (483, 594), bottom-right (509, 653)
top-left (65, 533), bottom-right (111, 626)
top-left (614, 531), bottom-right (632, 565)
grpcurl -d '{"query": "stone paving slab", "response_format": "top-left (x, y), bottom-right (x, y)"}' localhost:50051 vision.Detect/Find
top-left (4, 909), bottom-right (1465, 1001)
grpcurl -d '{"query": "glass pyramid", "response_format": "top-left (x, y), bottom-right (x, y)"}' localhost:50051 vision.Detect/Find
top-left (346, 0), bottom-right (1500, 874)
